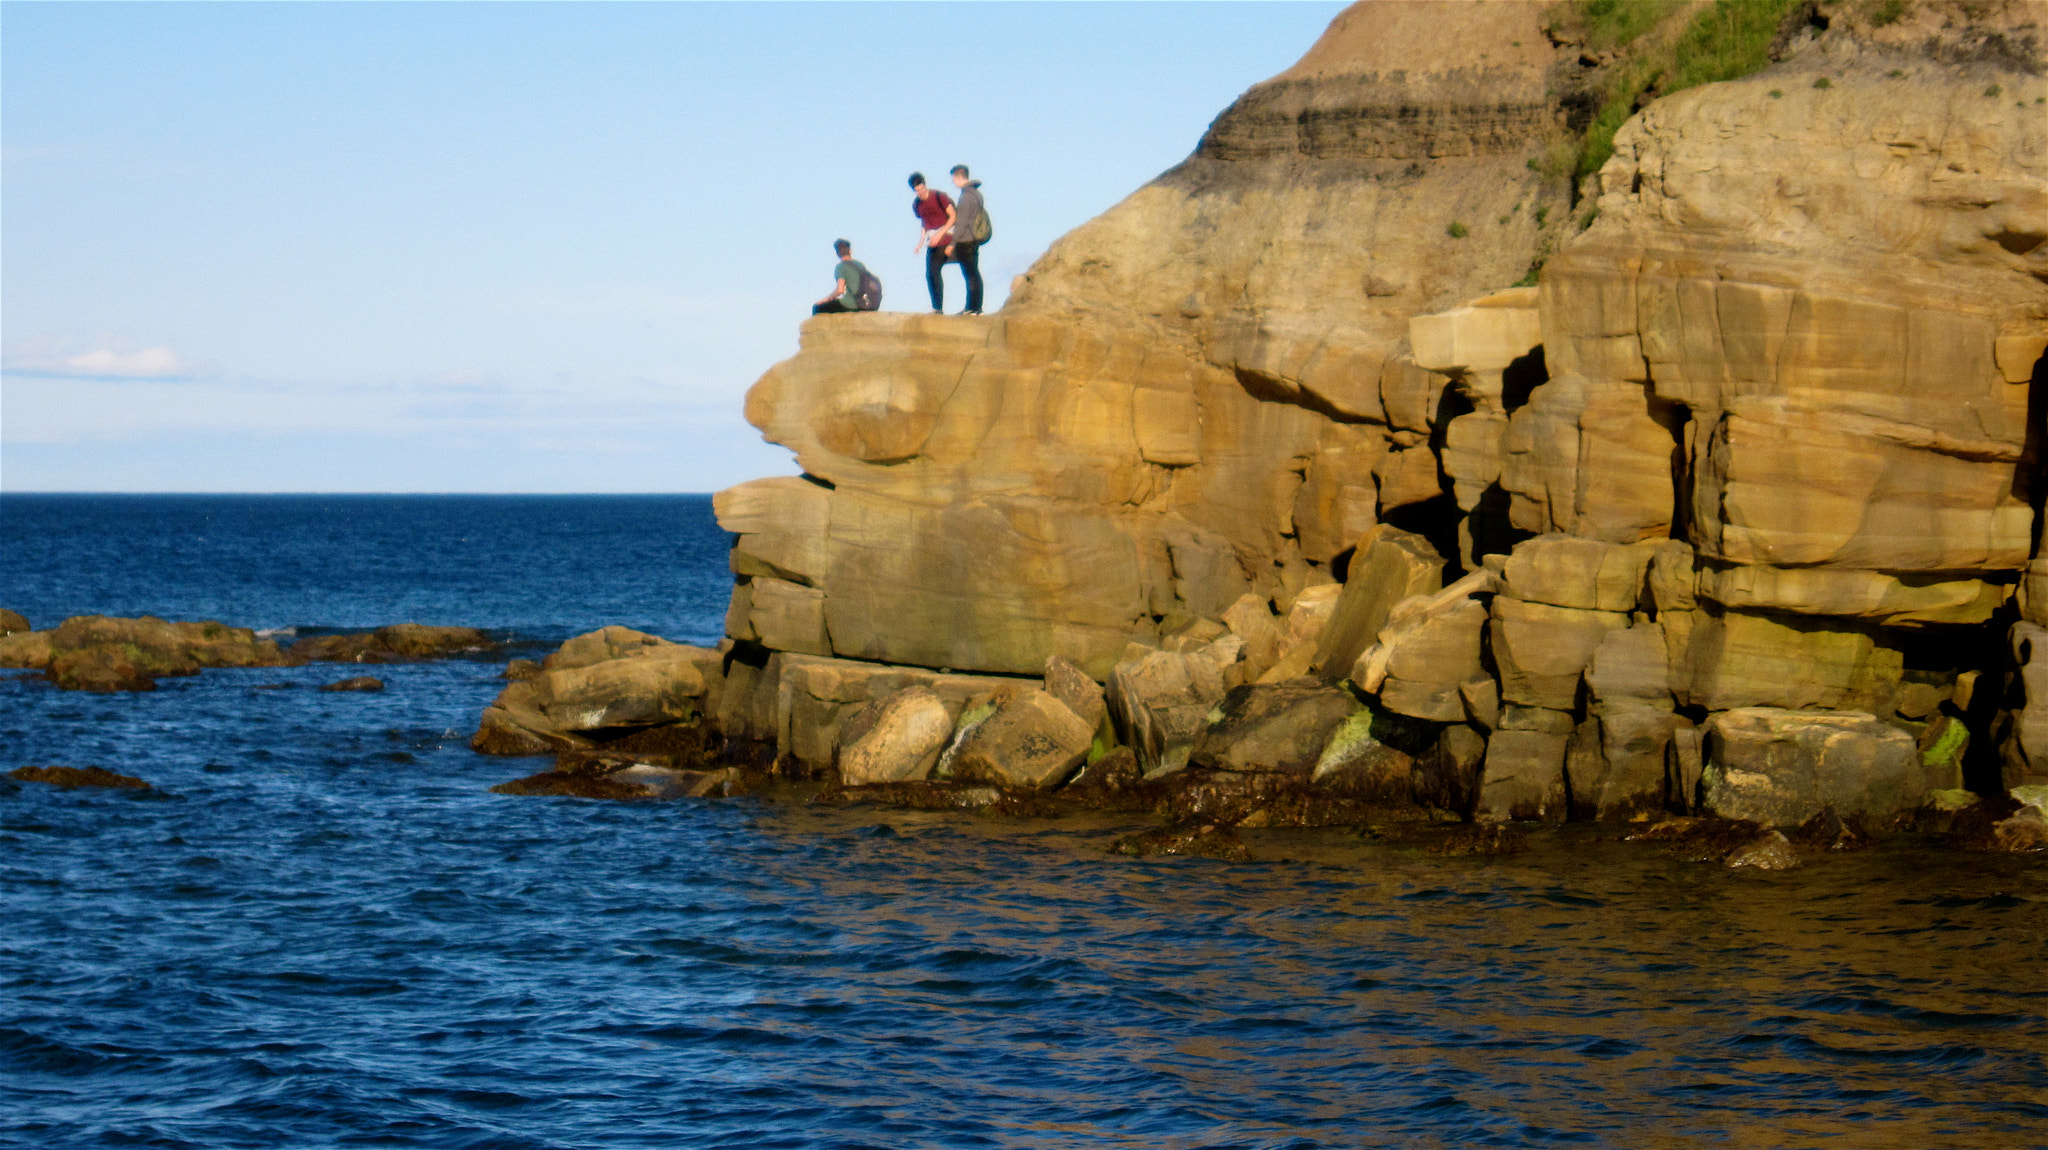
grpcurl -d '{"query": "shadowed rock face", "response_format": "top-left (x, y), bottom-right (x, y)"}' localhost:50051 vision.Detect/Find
top-left (707, 0), bottom-right (2046, 823)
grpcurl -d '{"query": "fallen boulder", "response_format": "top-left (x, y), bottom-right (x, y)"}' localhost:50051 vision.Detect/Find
top-left (472, 628), bottom-right (722, 755)
top-left (944, 686), bottom-right (1094, 790)
top-left (1193, 683), bottom-right (1361, 777)
top-left (1107, 636), bottom-right (1244, 779)
top-left (1700, 708), bottom-right (1925, 827)
top-left (1311, 525), bottom-right (1445, 684)
top-left (836, 686), bottom-right (954, 785)
top-left (1043, 655), bottom-right (1107, 730)
top-left (1308, 709), bottom-right (1415, 801)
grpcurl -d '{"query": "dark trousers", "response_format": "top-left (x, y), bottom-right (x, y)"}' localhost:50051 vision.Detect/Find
top-left (924, 245), bottom-right (949, 311)
top-left (812, 300), bottom-right (854, 315)
top-left (953, 242), bottom-right (984, 313)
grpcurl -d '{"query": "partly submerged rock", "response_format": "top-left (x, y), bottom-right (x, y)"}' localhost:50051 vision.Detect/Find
top-left (8, 765), bottom-right (152, 791)
top-left (1425, 823), bottom-right (1527, 858)
top-left (1626, 817), bottom-right (1771, 864)
top-left (1725, 830), bottom-right (1800, 871)
top-left (34, 615), bottom-right (292, 692)
top-left (0, 628), bottom-right (52, 670)
top-left (0, 609), bottom-right (29, 635)
top-left (319, 676), bottom-right (385, 693)
top-left (290, 624), bottom-right (494, 664)
top-left (472, 628), bottom-right (722, 755)
top-left (813, 781), bottom-right (1003, 811)
top-left (491, 753), bottom-right (737, 801)
top-left (1791, 809), bottom-right (1873, 852)
top-left (1108, 822), bottom-right (1250, 862)
top-left (1991, 807), bottom-right (2048, 852)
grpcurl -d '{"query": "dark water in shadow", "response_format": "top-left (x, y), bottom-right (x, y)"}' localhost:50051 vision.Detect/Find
top-left (3, 496), bottom-right (2046, 1148)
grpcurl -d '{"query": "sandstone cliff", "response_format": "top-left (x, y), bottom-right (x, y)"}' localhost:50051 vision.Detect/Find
top-left (702, 0), bottom-right (2047, 824)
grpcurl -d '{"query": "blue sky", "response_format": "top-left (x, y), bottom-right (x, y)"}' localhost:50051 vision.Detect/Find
top-left (2, 1), bottom-right (1346, 493)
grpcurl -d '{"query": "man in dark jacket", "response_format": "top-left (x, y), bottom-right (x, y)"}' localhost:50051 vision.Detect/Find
top-left (908, 172), bottom-right (955, 313)
top-left (947, 165), bottom-right (986, 315)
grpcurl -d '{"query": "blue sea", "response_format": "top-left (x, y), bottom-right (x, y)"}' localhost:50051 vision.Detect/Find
top-left (3, 494), bottom-right (2045, 1149)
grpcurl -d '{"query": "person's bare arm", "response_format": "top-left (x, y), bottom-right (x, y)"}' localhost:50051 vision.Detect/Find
top-left (817, 277), bottom-right (848, 306)
top-left (943, 204), bottom-right (958, 256)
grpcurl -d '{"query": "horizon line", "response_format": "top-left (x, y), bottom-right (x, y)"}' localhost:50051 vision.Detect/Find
top-left (0, 490), bottom-right (722, 497)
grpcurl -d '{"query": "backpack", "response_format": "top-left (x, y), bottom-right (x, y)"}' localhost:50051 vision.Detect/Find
top-left (856, 266), bottom-right (883, 311)
top-left (970, 203), bottom-right (992, 245)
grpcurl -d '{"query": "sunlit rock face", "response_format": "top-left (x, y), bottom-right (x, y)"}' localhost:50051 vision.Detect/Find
top-left (719, 0), bottom-right (1571, 678)
top-left (716, 0), bottom-right (2047, 815)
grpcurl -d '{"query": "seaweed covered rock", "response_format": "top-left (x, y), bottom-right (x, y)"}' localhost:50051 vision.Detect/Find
top-left (7, 765), bottom-right (152, 791)
top-left (1108, 822), bottom-right (1250, 862)
top-left (13, 615), bottom-right (293, 692)
top-left (1724, 830), bottom-right (1800, 871)
top-left (491, 752), bottom-right (738, 801)
top-left (290, 624), bottom-right (495, 664)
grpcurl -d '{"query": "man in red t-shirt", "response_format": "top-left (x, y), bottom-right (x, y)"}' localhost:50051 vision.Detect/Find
top-left (909, 171), bottom-right (956, 313)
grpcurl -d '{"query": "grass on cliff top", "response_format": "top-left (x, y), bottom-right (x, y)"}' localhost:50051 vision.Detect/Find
top-left (1571, 0), bottom-right (1805, 177)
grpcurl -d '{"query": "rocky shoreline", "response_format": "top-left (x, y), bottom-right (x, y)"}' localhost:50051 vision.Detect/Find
top-left (456, 619), bottom-right (2048, 866)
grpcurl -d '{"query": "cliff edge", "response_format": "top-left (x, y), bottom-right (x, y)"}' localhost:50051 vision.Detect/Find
top-left (694, 0), bottom-right (2046, 826)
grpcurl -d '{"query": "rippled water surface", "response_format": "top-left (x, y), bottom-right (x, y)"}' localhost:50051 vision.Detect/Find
top-left (4, 496), bottom-right (2047, 1148)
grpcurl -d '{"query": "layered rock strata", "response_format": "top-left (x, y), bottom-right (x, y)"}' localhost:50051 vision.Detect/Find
top-left (666, 1), bottom-right (2044, 831)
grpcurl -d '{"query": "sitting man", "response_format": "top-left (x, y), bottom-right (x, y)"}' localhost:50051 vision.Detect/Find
top-left (812, 239), bottom-right (867, 315)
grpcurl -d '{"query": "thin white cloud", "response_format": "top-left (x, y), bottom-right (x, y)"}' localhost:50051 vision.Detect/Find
top-left (3, 336), bottom-right (206, 380)
top-left (61, 346), bottom-right (194, 377)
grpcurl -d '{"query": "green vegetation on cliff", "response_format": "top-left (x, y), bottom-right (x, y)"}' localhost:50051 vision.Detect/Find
top-left (1562, 0), bottom-right (1807, 177)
